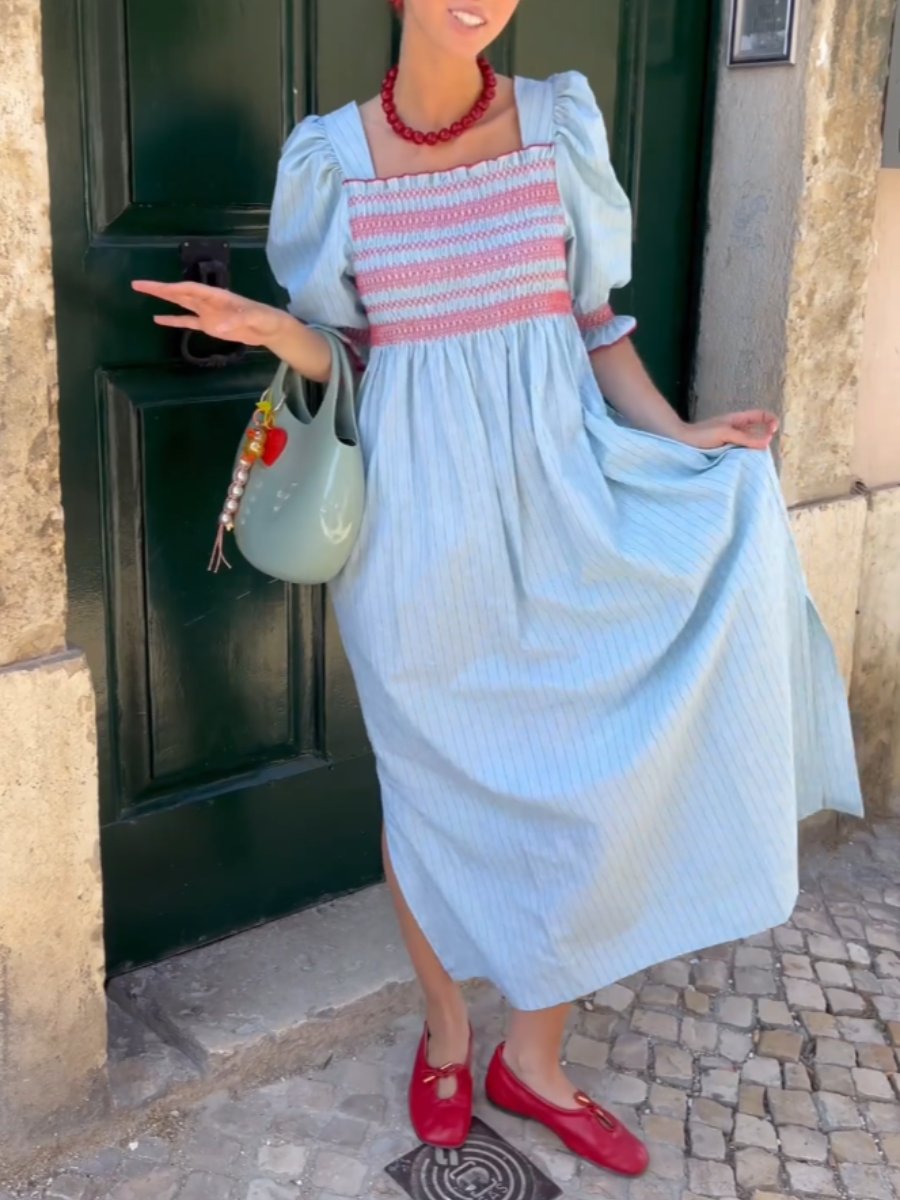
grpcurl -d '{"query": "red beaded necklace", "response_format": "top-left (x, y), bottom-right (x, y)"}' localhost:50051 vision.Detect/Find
top-left (381, 55), bottom-right (498, 145)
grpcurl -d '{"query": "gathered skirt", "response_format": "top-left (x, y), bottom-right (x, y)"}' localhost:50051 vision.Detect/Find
top-left (328, 316), bottom-right (865, 1010)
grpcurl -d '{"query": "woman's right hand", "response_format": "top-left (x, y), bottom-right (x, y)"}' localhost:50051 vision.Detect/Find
top-left (131, 279), bottom-right (290, 348)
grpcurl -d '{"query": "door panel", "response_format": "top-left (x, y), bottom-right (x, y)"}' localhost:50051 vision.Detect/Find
top-left (101, 365), bottom-right (310, 794)
top-left (126, 0), bottom-right (286, 208)
top-left (43, 0), bottom-right (712, 973)
top-left (515, 0), bottom-right (621, 119)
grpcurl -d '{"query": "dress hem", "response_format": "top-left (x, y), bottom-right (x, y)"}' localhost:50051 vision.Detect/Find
top-left (383, 810), bottom-right (809, 1013)
top-left (440, 893), bottom-right (803, 1012)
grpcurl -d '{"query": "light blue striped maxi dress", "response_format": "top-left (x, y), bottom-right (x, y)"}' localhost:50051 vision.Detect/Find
top-left (266, 69), bottom-right (865, 1011)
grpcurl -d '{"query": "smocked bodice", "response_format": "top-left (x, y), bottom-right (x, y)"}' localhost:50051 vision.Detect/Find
top-left (345, 146), bottom-right (580, 347)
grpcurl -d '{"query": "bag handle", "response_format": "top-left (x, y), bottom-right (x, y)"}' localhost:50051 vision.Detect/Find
top-left (269, 324), bottom-right (359, 445)
top-left (316, 327), bottom-right (360, 447)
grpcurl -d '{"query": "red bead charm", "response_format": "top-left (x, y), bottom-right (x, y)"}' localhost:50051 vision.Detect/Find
top-left (380, 54), bottom-right (497, 145)
top-left (261, 426), bottom-right (288, 466)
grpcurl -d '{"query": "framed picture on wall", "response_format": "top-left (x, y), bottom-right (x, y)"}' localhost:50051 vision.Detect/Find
top-left (729, 0), bottom-right (798, 66)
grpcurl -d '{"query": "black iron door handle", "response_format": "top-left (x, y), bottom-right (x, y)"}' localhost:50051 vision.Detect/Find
top-left (179, 239), bottom-right (248, 369)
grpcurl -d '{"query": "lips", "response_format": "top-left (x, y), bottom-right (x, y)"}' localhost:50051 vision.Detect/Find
top-left (449, 7), bottom-right (488, 28)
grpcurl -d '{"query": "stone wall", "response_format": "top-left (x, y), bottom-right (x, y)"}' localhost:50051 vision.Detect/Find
top-left (0, 0), bottom-right (108, 1158)
top-left (852, 487), bottom-right (900, 817)
top-left (0, 1), bottom-right (67, 665)
top-left (853, 170), bottom-right (900, 490)
top-left (780, 0), bottom-right (896, 506)
top-left (848, 162), bottom-right (900, 818)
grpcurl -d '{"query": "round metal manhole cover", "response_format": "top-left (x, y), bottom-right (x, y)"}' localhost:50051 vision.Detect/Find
top-left (385, 1116), bottom-right (562, 1200)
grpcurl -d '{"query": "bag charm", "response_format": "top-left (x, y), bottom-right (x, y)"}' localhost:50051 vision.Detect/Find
top-left (208, 392), bottom-right (282, 573)
top-left (208, 325), bottom-right (365, 586)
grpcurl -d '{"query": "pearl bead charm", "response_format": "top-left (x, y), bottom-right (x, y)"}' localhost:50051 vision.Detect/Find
top-left (209, 383), bottom-right (289, 574)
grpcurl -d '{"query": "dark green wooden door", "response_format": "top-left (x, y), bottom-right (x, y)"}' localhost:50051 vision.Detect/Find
top-left (43, 0), bottom-right (713, 974)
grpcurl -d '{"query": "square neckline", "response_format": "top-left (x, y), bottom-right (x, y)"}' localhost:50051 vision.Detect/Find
top-left (350, 74), bottom-right (540, 185)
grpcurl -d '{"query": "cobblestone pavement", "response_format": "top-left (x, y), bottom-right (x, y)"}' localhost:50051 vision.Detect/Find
top-left (8, 820), bottom-right (900, 1200)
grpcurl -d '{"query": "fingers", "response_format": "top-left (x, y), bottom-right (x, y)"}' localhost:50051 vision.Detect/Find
top-left (724, 428), bottom-right (773, 450)
top-left (131, 279), bottom-right (232, 310)
top-left (729, 408), bottom-right (779, 432)
top-left (153, 315), bottom-right (203, 330)
top-left (720, 409), bottom-right (778, 454)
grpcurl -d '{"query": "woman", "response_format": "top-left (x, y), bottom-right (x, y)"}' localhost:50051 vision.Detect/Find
top-left (132, 0), bottom-right (865, 1179)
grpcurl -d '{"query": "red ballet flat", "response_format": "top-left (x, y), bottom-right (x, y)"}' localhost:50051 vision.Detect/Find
top-left (485, 1041), bottom-right (650, 1177)
top-left (408, 1020), bottom-right (474, 1148)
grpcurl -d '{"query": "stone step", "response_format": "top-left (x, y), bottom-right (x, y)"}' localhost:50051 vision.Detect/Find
top-left (106, 883), bottom-right (426, 1112)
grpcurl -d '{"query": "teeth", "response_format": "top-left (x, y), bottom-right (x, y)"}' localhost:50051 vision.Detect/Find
top-left (451, 9), bottom-right (486, 26)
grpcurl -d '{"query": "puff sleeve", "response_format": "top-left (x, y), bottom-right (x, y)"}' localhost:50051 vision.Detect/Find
top-left (266, 114), bottom-right (370, 368)
top-left (553, 70), bottom-right (637, 353)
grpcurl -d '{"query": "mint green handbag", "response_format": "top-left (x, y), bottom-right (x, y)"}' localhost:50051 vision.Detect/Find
top-left (209, 325), bottom-right (365, 585)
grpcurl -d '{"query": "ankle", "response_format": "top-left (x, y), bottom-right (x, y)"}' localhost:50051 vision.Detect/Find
top-left (425, 995), bottom-right (469, 1038)
top-left (501, 1041), bottom-right (562, 1079)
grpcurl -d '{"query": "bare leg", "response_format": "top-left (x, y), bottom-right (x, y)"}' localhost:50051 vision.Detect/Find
top-left (503, 1003), bottom-right (583, 1108)
top-left (382, 826), bottom-right (470, 1097)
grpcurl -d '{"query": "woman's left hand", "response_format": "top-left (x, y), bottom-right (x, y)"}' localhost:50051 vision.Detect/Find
top-left (674, 409), bottom-right (779, 452)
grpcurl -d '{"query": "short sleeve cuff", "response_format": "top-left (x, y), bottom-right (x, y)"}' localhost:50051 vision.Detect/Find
top-left (577, 304), bottom-right (638, 352)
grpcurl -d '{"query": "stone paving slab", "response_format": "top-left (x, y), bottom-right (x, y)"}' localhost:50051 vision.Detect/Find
top-left (6, 820), bottom-right (900, 1200)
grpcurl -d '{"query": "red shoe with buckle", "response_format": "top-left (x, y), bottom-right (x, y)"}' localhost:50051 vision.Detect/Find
top-left (485, 1041), bottom-right (649, 1176)
top-left (408, 1020), bottom-right (474, 1148)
